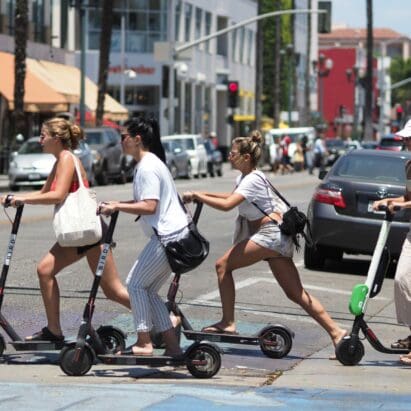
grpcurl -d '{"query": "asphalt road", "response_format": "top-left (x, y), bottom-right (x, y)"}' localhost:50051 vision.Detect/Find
top-left (0, 166), bottom-right (409, 410)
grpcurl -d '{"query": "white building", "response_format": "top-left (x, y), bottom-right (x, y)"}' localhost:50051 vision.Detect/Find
top-left (63, 0), bottom-right (258, 151)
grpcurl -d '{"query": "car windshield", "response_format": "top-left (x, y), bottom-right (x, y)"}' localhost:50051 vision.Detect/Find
top-left (85, 132), bottom-right (104, 145)
top-left (380, 138), bottom-right (403, 148)
top-left (162, 141), bottom-right (171, 152)
top-left (18, 140), bottom-right (43, 154)
top-left (333, 154), bottom-right (406, 184)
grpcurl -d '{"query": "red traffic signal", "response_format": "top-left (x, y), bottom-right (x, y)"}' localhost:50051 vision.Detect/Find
top-left (227, 80), bottom-right (239, 108)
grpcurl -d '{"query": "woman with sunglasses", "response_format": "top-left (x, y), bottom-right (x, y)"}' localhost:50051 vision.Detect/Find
top-left (1, 117), bottom-right (130, 342)
top-left (183, 131), bottom-right (346, 351)
top-left (373, 122), bottom-right (411, 365)
top-left (99, 116), bottom-right (185, 357)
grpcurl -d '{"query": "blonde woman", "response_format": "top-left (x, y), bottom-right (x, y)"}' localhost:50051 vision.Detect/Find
top-left (183, 133), bottom-right (346, 349)
top-left (1, 118), bottom-right (130, 341)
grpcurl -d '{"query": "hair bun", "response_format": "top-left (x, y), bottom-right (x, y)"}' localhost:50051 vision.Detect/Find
top-left (249, 130), bottom-right (263, 145)
top-left (70, 124), bottom-right (84, 141)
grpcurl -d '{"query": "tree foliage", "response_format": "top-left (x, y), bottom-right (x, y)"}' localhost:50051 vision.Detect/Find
top-left (390, 57), bottom-right (411, 106)
top-left (261, 0), bottom-right (293, 120)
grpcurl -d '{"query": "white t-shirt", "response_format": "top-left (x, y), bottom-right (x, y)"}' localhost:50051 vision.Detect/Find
top-left (234, 170), bottom-right (288, 221)
top-left (133, 152), bottom-right (188, 237)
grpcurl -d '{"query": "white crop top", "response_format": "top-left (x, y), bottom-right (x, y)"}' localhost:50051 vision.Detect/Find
top-left (234, 170), bottom-right (288, 221)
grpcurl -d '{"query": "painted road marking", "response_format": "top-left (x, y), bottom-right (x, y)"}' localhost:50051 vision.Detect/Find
top-left (191, 276), bottom-right (387, 304)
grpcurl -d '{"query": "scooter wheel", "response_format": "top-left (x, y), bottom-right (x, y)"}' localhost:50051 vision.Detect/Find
top-left (0, 334), bottom-right (5, 356)
top-left (186, 344), bottom-right (221, 378)
top-left (335, 336), bottom-right (364, 366)
top-left (259, 326), bottom-right (293, 358)
top-left (59, 343), bottom-right (94, 376)
top-left (96, 326), bottom-right (126, 354)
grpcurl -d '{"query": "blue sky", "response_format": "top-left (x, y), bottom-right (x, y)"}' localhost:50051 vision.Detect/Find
top-left (331, 0), bottom-right (411, 38)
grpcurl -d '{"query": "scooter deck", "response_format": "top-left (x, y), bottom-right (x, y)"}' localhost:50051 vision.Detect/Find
top-left (98, 354), bottom-right (187, 367)
top-left (183, 330), bottom-right (261, 345)
top-left (11, 340), bottom-right (66, 351)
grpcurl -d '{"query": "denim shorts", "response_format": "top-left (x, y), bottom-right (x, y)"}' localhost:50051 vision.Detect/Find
top-left (250, 222), bottom-right (294, 258)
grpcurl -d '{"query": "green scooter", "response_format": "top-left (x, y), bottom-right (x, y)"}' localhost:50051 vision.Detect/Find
top-left (335, 205), bottom-right (410, 365)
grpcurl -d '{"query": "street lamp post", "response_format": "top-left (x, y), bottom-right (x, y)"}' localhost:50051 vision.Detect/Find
top-left (346, 66), bottom-right (366, 139)
top-left (312, 53), bottom-right (333, 123)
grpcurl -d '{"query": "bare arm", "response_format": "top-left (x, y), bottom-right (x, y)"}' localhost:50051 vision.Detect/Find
top-left (189, 191), bottom-right (244, 212)
top-left (99, 199), bottom-right (158, 216)
top-left (6, 154), bottom-right (76, 206)
top-left (373, 196), bottom-right (405, 210)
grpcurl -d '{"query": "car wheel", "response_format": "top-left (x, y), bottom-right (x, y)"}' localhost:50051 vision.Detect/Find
top-left (304, 243), bottom-right (325, 270)
top-left (96, 167), bottom-right (109, 186)
top-left (116, 170), bottom-right (127, 185)
top-left (9, 184), bottom-right (19, 191)
top-left (169, 162), bottom-right (178, 179)
top-left (185, 162), bottom-right (193, 179)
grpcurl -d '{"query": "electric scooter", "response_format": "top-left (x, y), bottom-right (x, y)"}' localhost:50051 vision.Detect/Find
top-left (154, 202), bottom-right (294, 359)
top-left (0, 194), bottom-right (126, 357)
top-left (335, 205), bottom-right (410, 365)
top-left (59, 207), bottom-right (222, 379)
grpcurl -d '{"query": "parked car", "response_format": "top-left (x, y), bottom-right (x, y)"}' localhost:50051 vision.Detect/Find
top-left (324, 138), bottom-right (346, 166)
top-left (83, 127), bottom-right (127, 185)
top-left (162, 140), bottom-right (192, 179)
top-left (204, 139), bottom-right (223, 177)
top-left (377, 134), bottom-right (404, 152)
top-left (8, 136), bottom-right (94, 191)
top-left (304, 149), bottom-right (411, 270)
top-left (344, 140), bottom-right (363, 151)
top-left (161, 134), bottom-right (207, 178)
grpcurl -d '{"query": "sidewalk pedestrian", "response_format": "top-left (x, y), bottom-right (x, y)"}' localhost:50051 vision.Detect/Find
top-left (99, 116), bottom-right (184, 358)
top-left (1, 117), bottom-right (130, 342)
top-left (183, 133), bottom-right (346, 350)
top-left (310, 132), bottom-right (328, 175)
top-left (373, 119), bottom-right (411, 364)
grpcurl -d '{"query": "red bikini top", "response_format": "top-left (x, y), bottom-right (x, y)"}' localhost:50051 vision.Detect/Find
top-left (50, 178), bottom-right (89, 192)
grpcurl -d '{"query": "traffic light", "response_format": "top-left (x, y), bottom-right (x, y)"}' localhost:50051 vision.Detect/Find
top-left (227, 80), bottom-right (239, 108)
top-left (318, 1), bottom-right (332, 34)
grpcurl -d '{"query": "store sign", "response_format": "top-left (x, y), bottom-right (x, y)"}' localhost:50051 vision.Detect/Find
top-left (109, 65), bottom-right (156, 75)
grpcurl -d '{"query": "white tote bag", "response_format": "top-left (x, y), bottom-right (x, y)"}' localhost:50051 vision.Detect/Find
top-left (53, 153), bottom-right (102, 247)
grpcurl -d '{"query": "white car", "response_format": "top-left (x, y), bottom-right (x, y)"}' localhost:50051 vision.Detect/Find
top-left (161, 134), bottom-right (208, 178)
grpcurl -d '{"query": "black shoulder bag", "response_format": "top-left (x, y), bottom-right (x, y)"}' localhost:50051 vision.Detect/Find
top-left (251, 175), bottom-right (312, 250)
top-left (153, 197), bottom-right (210, 274)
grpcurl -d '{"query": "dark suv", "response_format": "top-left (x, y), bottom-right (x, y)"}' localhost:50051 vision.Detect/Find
top-left (84, 127), bottom-right (127, 185)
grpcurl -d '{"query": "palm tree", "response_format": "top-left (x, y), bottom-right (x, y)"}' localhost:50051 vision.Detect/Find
top-left (96, 0), bottom-right (114, 126)
top-left (13, 0), bottom-right (28, 143)
top-left (304, 0), bottom-right (312, 125)
top-left (363, 0), bottom-right (374, 141)
top-left (254, 0), bottom-right (263, 130)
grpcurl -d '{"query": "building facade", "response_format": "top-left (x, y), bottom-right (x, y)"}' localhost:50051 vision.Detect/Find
top-left (67, 0), bottom-right (258, 151)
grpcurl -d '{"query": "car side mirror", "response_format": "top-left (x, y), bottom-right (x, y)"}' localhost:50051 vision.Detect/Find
top-left (318, 170), bottom-right (327, 180)
top-left (108, 141), bottom-right (117, 148)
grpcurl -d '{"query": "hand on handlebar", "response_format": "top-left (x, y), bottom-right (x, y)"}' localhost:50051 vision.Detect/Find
top-left (2, 194), bottom-right (23, 208)
top-left (182, 191), bottom-right (194, 203)
top-left (97, 201), bottom-right (117, 216)
top-left (387, 201), bottom-right (403, 213)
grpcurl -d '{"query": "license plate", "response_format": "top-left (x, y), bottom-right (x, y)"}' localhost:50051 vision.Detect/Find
top-left (28, 173), bottom-right (41, 180)
top-left (368, 201), bottom-right (384, 214)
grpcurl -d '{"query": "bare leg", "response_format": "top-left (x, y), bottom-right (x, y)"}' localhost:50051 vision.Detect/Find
top-left (85, 245), bottom-right (130, 309)
top-left (35, 243), bottom-right (84, 337)
top-left (268, 256), bottom-right (346, 345)
top-left (203, 240), bottom-right (279, 333)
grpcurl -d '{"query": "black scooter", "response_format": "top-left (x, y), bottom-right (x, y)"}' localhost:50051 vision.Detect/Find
top-left (336, 205), bottom-right (410, 365)
top-left (153, 203), bottom-right (294, 359)
top-left (0, 194), bottom-right (126, 357)
top-left (59, 207), bottom-right (222, 379)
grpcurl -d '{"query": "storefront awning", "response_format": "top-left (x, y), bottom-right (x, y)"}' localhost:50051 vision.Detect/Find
top-left (0, 51), bottom-right (69, 112)
top-left (27, 59), bottom-right (129, 121)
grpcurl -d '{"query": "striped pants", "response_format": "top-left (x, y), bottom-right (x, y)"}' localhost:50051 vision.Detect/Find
top-left (126, 235), bottom-right (173, 333)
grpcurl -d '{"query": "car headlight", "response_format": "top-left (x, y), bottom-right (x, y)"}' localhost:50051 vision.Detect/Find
top-left (9, 161), bottom-right (17, 169)
top-left (91, 150), bottom-right (101, 164)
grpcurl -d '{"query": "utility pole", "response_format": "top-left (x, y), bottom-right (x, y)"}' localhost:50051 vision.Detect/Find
top-left (254, 0), bottom-right (263, 131)
top-left (273, 0), bottom-right (281, 128)
top-left (363, 0), bottom-right (374, 141)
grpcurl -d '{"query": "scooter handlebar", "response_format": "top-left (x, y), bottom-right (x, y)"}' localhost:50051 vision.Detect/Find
top-left (377, 204), bottom-right (401, 212)
top-left (3, 194), bottom-right (23, 208)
